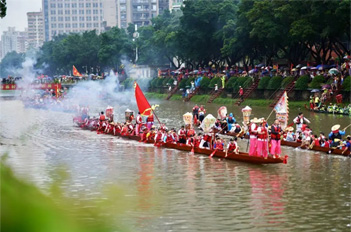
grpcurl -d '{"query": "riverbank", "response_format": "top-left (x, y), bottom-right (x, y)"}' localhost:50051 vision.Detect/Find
top-left (144, 92), bottom-right (308, 108)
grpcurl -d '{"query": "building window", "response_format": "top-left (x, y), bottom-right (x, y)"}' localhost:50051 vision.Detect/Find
top-left (50, 3), bottom-right (56, 8)
top-left (51, 24), bottom-right (56, 28)
top-left (65, 16), bottom-right (70, 21)
top-left (72, 23), bottom-right (78, 28)
top-left (93, 3), bottom-right (98, 7)
top-left (93, 9), bottom-right (98, 14)
top-left (65, 23), bottom-right (71, 28)
top-left (51, 31), bottom-right (56, 36)
top-left (79, 16), bottom-right (84, 21)
top-left (79, 3), bottom-right (84, 8)
top-left (87, 23), bottom-right (92, 28)
top-left (58, 16), bottom-right (63, 21)
top-left (58, 10), bottom-right (63, 14)
top-left (65, 3), bottom-right (70, 8)
top-left (100, 16), bottom-right (103, 20)
top-left (65, 10), bottom-right (70, 14)
top-left (72, 3), bottom-right (77, 8)
top-left (58, 23), bottom-right (64, 28)
top-left (93, 16), bottom-right (98, 21)
top-left (86, 16), bottom-right (91, 21)
top-left (86, 3), bottom-right (91, 7)
top-left (72, 16), bottom-right (77, 21)
top-left (80, 23), bottom-right (85, 28)
top-left (86, 9), bottom-right (91, 14)
top-left (51, 16), bottom-right (56, 21)
top-left (57, 3), bottom-right (63, 8)
top-left (50, 10), bottom-right (56, 15)
top-left (72, 10), bottom-right (77, 14)
top-left (79, 9), bottom-right (84, 14)
top-left (93, 23), bottom-right (99, 27)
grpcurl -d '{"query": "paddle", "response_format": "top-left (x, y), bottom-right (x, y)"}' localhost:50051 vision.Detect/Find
top-left (343, 123), bottom-right (351, 131)
top-left (190, 142), bottom-right (195, 154)
top-left (210, 148), bottom-right (217, 157)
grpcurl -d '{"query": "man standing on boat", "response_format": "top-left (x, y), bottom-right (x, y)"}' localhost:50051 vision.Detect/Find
top-left (329, 124), bottom-right (345, 148)
top-left (146, 114), bottom-right (154, 130)
top-left (136, 112), bottom-right (143, 136)
top-left (270, 119), bottom-right (282, 158)
top-left (248, 118), bottom-right (259, 156)
top-left (199, 105), bottom-right (206, 123)
top-left (178, 126), bottom-right (187, 144)
top-left (293, 112), bottom-right (311, 132)
top-left (192, 104), bottom-right (199, 125)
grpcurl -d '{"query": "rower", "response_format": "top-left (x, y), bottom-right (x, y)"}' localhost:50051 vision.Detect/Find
top-left (284, 127), bottom-right (295, 142)
top-left (98, 111), bottom-right (106, 131)
top-left (199, 132), bottom-right (211, 149)
top-left (226, 138), bottom-right (239, 156)
top-left (342, 135), bottom-right (351, 155)
top-left (214, 137), bottom-right (224, 151)
top-left (293, 112), bottom-right (311, 132)
top-left (135, 112), bottom-right (143, 136)
top-left (270, 119), bottom-right (282, 158)
top-left (226, 113), bottom-right (236, 132)
top-left (329, 124), bottom-right (345, 148)
top-left (248, 117), bottom-right (259, 156)
top-left (257, 118), bottom-right (269, 158)
top-left (187, 126), bottom-right (195, 137)
top-left (178, 126), bottom-right (187, 144)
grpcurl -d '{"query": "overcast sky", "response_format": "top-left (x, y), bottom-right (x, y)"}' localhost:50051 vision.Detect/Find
top-left (1, 0), bottom-right (42, 35)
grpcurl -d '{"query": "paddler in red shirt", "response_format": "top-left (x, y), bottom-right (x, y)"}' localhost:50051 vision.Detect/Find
top-left (214, 137), bottom-right (224, 151)
top-left (226, 137), bottom-right (239, 157)
top-left (257, 118), bottom-right (269, 158)
top-left (135, 112), bottom-right (143, 136)
top-left (178, 126), bottom-right (187, 144)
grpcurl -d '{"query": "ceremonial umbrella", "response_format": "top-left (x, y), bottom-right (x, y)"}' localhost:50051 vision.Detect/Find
top-left (343, 55), bottom-right (350, 60)
top-left (322, 84), bottom-right (331, 89)
top-left (301, 66), bottom-right (308, 70)
top-left (256, 63), bottom-right (264, 68)
top-left (296, 64), bottom-right (302, 68)
top-left (311, 89), bottom-right (320, 93)
top-left (328, 68), bottom-right (339, 75)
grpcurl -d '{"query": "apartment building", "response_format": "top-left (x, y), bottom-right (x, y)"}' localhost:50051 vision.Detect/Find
top-left (1, 27), bottom-right (28, 60)
top-left (27, 11), bottom-right (45, 49)
top-left (43, 0), bottom-right (107, 41)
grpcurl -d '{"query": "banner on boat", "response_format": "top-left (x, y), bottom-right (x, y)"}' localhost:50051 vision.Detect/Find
top-left (73, 65), bottom-right (82, 77)
top-left (134, 82), bottom-right (158, 116)
top-left (274, 91), bottom-right (289, 129)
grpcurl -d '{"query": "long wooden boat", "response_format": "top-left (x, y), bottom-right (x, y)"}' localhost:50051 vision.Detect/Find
top-left (219, 131), bottom-right (350, 156)
top-left (75, 121), bottom-right (286, 165)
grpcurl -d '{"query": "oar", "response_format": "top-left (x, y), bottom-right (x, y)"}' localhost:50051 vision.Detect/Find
top-left (343, 123), bottom-right (351, 131)
top-left (210, 148), bottom-right (217, 157)
top-left (190, 142), bottom-right (194, 154)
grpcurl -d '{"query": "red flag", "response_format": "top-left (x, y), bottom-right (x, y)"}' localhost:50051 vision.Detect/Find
top-left (134, 82), bottom-right (153, 116)
top-left (73, 65), bottom-right (82, 77)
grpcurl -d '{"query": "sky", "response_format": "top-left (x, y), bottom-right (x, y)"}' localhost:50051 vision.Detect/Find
top-left (0, 0), bottom-right (42, 35)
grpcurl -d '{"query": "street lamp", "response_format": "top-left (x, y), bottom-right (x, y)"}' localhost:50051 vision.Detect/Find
top-left (133, 24), bottom-right (139, 63)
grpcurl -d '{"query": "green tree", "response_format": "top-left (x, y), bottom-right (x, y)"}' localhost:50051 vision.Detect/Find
top-left (0, 0), bottom-right (6, 18)
top-left (0, 51), bottom-right (25, 77)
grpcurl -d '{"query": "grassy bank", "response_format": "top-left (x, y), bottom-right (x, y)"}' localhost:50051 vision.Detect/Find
top-left (145, 92), bottom-right (307, 108)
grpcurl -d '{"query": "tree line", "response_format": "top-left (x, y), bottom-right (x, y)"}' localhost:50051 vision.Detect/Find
top-left (0, 0), bottom-right (349, 77)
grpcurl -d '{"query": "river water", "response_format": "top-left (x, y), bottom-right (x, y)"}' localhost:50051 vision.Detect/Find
top-left (1, 98), bottom-right (350, 231)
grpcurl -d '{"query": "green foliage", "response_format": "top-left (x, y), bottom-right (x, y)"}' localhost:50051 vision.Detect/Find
top-left (233, 77), bottom-right (251, 92)
top-left (185, 77), bottom-right (195, 88)
top-left (155, 78), bottom-right (164, 88)
top-left (258, 76), bottom-right (271, 89)
top-left (122, 78), bottom-right (134, 89)
top-left (309, 75), bottom-right (325, 89)
top-left (0, 0), bottom-right (6, 18)
top-left (179, 78), bottom-right (188, 89)
top-left (225, 77), bottom-right (238, 90)
top-left (342, 76), bottom-right (350, 92)
top-left (199, 76), bottom-right (210, 90)
top-left (150, 78), bottom-right (158, 88)
top-left (0, 51), bottom-right (25, 77)
top-left (295, 75), bottom-right (310, 90)
top-left (209, 77), bottom-right (221, 88)
top-left (267, 76), bottom-right (283, 90)
top-left (281, 76), bottom-right (294, 88)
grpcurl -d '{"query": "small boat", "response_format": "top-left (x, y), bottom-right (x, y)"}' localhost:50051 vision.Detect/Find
top-left (304, 104), bottom-right (350, 116)
top-left (74, 120), bottom-right (286, 165)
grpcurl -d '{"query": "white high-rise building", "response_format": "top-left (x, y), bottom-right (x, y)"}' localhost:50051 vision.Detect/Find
top-left (27, 11), bottom-right (45, 49)
top-left (1, 27), bottom-right (28, 60)
top-left (43, 0), bottom-right (108, 41)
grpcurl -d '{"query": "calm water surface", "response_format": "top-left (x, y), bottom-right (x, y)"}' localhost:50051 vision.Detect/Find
top-left (0, 98), bottom-right (350, 231)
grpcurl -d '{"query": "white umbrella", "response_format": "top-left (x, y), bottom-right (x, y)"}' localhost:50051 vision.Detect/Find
top-left (301, 66), bottom-right (308, 70)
